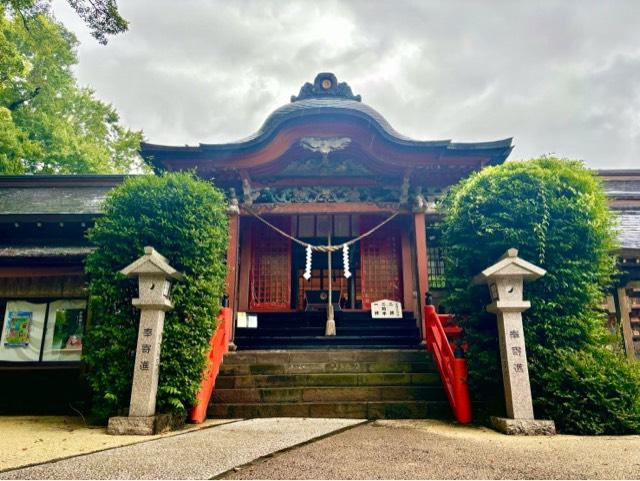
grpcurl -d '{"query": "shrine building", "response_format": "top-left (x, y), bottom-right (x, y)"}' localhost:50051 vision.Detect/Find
top-left (140, 72), bottom-right (513, 350)
top-left (0, 73), bottom-right (638, 418)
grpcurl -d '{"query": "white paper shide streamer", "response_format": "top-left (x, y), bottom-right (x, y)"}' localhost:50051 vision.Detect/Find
top-left (303, 244), bottom-right (312, 280)
top-left (342, 244), bottom-right (351, 278)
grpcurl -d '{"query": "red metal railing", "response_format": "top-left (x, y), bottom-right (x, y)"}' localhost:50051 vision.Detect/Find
top-left (189, 307), bottom-right (232, 424)
top-left (423, 305), bottom-right (472, 424)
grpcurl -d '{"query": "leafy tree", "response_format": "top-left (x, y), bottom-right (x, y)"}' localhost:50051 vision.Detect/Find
top-left (441, 157), bottom-right (640, 434)
top-left (84, 173), bottom-right (228, 422)
top-left (5, 0), bottom-right (127, 44)
top-left (0, 6), bottom-right (142, 174)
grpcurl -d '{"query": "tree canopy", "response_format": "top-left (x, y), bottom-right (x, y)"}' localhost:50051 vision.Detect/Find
top-left (5, 0), bottom-right (127, 44)
top-left (0, 5), bottom-right (142, 174)
top-left (441, 157), bottom-right (640, 434)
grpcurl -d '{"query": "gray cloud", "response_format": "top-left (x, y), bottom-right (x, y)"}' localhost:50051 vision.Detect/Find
top-left (51, 0), bottom-right (640, 167)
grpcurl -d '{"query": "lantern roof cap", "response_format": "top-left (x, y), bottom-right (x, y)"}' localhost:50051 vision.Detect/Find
top-left (120, 246), bottom-right (184, 280)
top-left (473, 248), bottom-right (546, 284)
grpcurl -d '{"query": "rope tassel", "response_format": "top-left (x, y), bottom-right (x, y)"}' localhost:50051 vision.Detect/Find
top-left (342, 244), bottom-right (351, 278)
top-left (303, 244), bottom-right (312, 280)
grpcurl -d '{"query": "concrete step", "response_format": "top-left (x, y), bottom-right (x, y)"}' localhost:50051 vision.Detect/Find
top-left (208, 400), bottom-right (451, 419)
top-left (215, 371), bottom-right (440, 389)
top-left (213, 385), bottom-right (447, 403)
top-left (222, 349), bottom-right (431, 365)
top-left (218, 360), bottom-right (437, 376)
top-left (209, 348), bottom-right (449, 420)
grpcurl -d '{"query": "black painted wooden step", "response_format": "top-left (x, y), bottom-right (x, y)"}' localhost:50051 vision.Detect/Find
top-left (235, 326), bottom-right (419, 337)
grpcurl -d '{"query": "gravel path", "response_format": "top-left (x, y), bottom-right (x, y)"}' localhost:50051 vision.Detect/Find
top-left (1, 418), bottom-right (363, 480)
top-left (222, 420), bottom-right (640, 480)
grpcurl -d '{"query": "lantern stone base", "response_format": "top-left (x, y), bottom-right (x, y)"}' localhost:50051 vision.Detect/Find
top-left (107, 413), bottom-right (184, 436)
top-left (490, 416), bottom-right (556, 436)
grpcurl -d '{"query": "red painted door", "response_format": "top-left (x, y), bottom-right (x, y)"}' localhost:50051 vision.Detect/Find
top-left (249, 217), bottom-right (292, 310)
top-left (360, 216), bottom-right (403, 310)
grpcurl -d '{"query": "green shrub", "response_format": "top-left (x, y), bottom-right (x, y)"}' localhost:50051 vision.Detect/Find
top-left (539, 347), bottom-right (640, 434)
top-left (441, 157), bottom-right (640, 433)
top-left (83, 172), bottom-right (228, 421)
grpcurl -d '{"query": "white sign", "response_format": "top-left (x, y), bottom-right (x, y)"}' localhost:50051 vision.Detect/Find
top-left (247, 315), bottom-right (258, 328)
top-left (236, 312), bottom-right (248, 328)
top-left (371, 300), bottom-right (402, 319)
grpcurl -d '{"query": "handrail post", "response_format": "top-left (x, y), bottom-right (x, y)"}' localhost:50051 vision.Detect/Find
top-left (423, 304), bottom-right (472, 424)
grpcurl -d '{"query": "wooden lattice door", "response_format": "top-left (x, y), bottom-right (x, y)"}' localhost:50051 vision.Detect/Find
top-left (360, 216), bottom-right (402, 310)
top-left (249, 217), bottom-right (291, 310)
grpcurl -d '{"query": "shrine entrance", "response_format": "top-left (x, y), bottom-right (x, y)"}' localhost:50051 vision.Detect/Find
top-left (234, 211), bottom-right (416, 349)
top-left (244, 213), bottom-right (404, 315)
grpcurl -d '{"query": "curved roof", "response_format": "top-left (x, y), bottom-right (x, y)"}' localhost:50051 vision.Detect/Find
top-left (141, 73), bottom-right (513, 173)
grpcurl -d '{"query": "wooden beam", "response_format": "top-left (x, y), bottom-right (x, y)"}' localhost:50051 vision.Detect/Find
top-left (0, 266), bottom-right (84, 278)
top-left (237, 218), bottom-right (252, 312)
top-left (617, 287), bottom-right (637, 361)
top-left (243, 203), bottom-right (407, 215)
top-left (414, 211), bottom-right (429, 321)
top-left (225, 209), bottom-right (240, 318)
top-left (400, 216), bottom-right (414, 311)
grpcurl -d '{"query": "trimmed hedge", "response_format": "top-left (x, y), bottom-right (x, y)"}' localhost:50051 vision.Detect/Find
top-left (441, 157), bottom-right (640, 434)
top-left (83, 173), bottom-right (228, 421)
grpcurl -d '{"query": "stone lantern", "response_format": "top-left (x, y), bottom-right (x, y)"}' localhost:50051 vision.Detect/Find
top-left (473, 248), bottom-right (555, 435)
top-left (107, 246), bottom-right (184, 435)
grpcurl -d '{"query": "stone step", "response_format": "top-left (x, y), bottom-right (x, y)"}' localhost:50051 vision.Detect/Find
top-left (218, 360), bottom-right (437, 376)
top-left (222, 349), bottom-right (430, 365)
top-left (213, 385), bottom-right (447, 403)
top-left (215, 371), bottom-right (440, 389)
top-left (208, 400), bottom-right (451, 419)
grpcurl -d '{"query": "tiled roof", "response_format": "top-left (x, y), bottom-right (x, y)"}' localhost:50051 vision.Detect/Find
top-left (0, 175), bottom-right (127, 216)
top-left (0, 187), bottom-right (110, 214)
top-left (0, 246), bottom-right (95, 257)
top-left (202, 96), bottom-right (513, 151)
top-left (615, 210), bottom-right (640, 250)
top-left (602, 179), bottom-right (640, 195)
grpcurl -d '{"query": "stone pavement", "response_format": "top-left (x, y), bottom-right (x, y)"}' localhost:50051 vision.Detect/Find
top-left (0, 416), bottom-right (232, 472)
top-left (223, 420), bottom-right (640, 480)
top-left (0, 418), bottom-right (363, 480)
top-left (4, 417), bottom-right (640, 480)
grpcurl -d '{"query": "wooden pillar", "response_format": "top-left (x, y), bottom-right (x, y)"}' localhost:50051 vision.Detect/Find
top-left (225, 203), bottom-right (240, 347)
top-left (414, 209), bottom-right (429, 324)
top-left (400, 216), bottom-right (414, 311)
top-left (237, 217), bottom-right (252, 313)
top-left (617, 287), bottom-right (636, 361)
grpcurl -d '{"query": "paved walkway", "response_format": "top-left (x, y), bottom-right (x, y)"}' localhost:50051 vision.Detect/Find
top-left (0, 416), bottom-right (232, 472)
top-left (3, 417), bottom-right (640, 479)
top-left (223, 420), bottom-right (640, 480)
top-left (0, 418), bottom-right (363, 480)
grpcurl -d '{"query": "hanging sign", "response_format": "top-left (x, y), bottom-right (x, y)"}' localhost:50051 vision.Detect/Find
top-left (371, 299), bottom-right (402, 319)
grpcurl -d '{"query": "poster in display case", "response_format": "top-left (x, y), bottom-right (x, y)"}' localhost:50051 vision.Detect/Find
top-left (0, 301), bottom-right (47, 362)
top-left (42, 300), bottom-right (87, 361)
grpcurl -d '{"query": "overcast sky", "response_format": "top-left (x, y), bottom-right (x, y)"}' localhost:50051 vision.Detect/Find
top-left (51, 0), bottom-right (640, 168)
